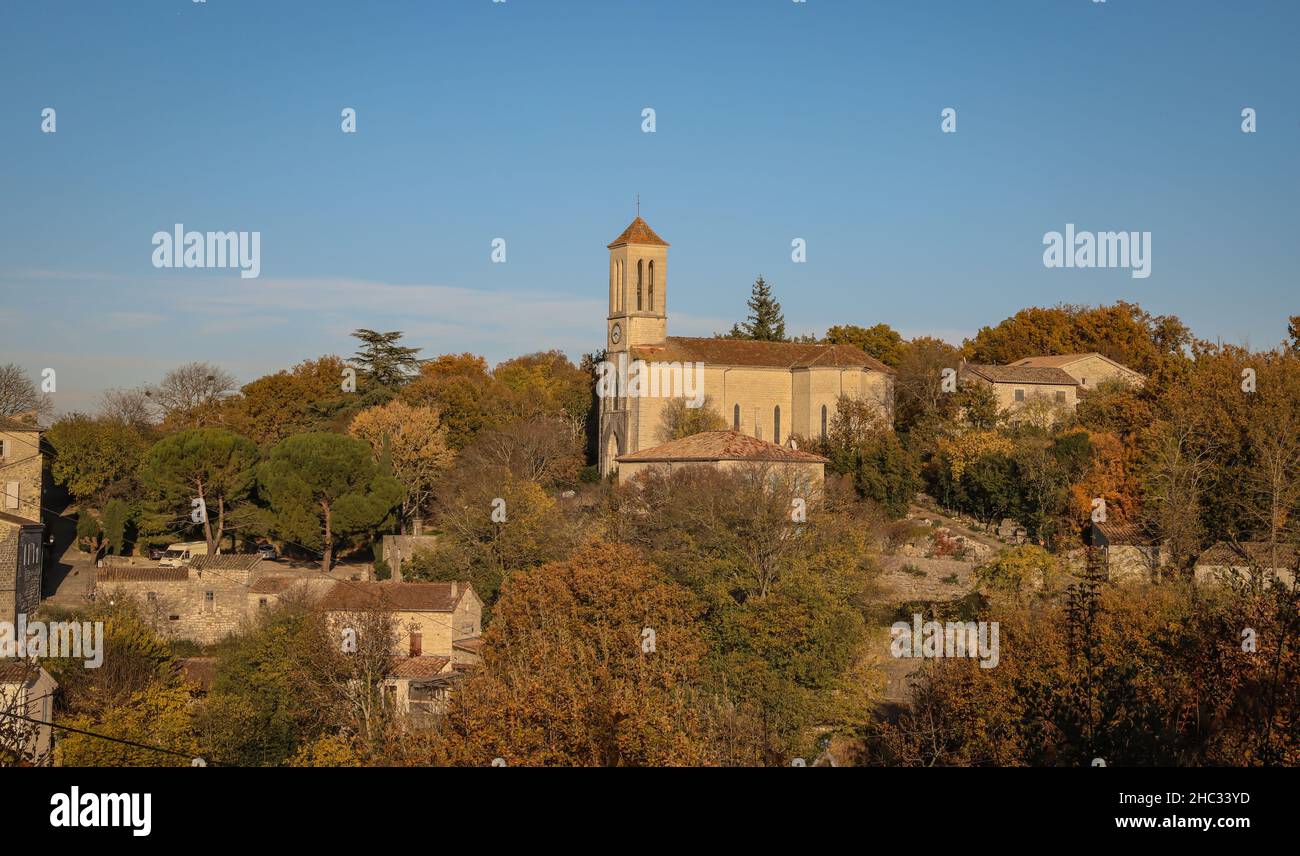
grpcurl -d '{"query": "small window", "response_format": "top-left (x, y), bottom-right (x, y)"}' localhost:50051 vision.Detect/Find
top-left (0, 439), bottom-right (7, 459)
top-left (1014, 389), bottom-right (1025, 402)
top-left (1055, 391), bottom-right (1067, 403)
top-left (204, 591), bottom-right (215, 613)
top-left (258, 597), bottom-right (268, 609)
top-left (1081, 377), bottom-right (1087, 386)
top-left (773, 406), bottom-right (781, 444)
top-left (648, 260), bottom-right (656, 312)
top-left (409, 632), bottom-right (422, 657)
top-left (820, 405), bottom-right (828, 439)
top-left (733, 404), bottom-right (740, 430)
top-left (168, 614), bottom-right (180, 621)
top-left (146, 592), bottom-right (156, 602)
top-left (636, 260), bottom-right (644, 310)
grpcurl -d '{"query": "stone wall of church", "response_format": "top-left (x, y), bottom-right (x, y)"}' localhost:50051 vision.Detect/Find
top-left (623, 365), bottom-right (893, 452)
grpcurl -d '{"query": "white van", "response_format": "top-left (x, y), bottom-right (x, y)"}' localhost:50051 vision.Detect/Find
top-left (158, 541), bottom-right (209, 568)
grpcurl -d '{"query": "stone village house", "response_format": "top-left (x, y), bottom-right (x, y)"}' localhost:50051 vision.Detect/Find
top-left (97, 560), bottom-right (482, 725)
top-left (1007, 352), bottom-right (1145, 391)
top-left (315, 581), bottom-right (483, 725)
top-left (1194, 541), bottom-right (1298, 589)
top-left (960, 364), bottom-right (1081, 416)
top-left (961, 353), bottom-right (1144, 421)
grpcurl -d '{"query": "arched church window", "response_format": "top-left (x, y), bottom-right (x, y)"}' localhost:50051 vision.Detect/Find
top-left (617, 261), bottom-right (624, 310)
top-left (773, 406), bottom-right (781, 444)
top-left (636, 260), bottom-right (643, 310)
top-left (821, 404), bottom-right (828, 439)
top-left (648, 260), bottom-right (656, 312)
top-left (733, 404), bottom-right (740, 430)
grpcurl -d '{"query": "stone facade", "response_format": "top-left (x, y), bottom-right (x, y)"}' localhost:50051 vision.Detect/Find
top-left (96, 556), bottom-right (265, 645)
top-left (961, 364), bottom-right (1079, 419)
top-left (616, 430), bottom-right (828, 494)
top-left (1194, 542), bottom-right (1298, 589)
top-left (0, 420), bottom-right (44, 525)
top-left (318, 581), bottom-right (483, 661)
top-left (0, 418), bottom-right (45, 628)
top-left (1008, 352), bottom-right (1144, 391)
top-left (597, 218), bottom-right (895, 475)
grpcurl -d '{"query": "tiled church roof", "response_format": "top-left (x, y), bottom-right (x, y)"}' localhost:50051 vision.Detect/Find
top-left (607, 216), bottom-right (669, 248)
top-left (631, 336), bottom-right (893, 373)
top-left (617, 431), bottom-right (829, 464)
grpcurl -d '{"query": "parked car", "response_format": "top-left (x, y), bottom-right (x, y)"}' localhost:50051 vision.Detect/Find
top-left (256, 543), bottom-right (278, 561)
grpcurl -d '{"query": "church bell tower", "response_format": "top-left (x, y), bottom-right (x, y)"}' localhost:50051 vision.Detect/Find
top-left (606, 215), bottom-right (668, 353)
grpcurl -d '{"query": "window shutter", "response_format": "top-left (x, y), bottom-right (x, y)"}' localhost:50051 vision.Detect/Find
top-left (409, 632), bottom-right (422, 657)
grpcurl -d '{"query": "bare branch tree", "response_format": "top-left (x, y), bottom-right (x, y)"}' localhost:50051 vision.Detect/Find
top-left (297, 608), bottom-right (404, 748)
top-left (0, 364), bottom-right (51, 423)
top-left (461, 416), bottom-right (582, 486)
top-left (148, 362), bottom-right (237, 424)
top-left (99, 386), bottom-right (157, 430)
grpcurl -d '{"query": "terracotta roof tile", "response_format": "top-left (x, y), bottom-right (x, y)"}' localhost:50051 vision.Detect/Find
top-left (607, 216), bottom-right (669, 248)
top-left (98, 566), bottom-right (189, 583)
top-left (617, 430), bottom-right (829, 464)
top-left (1197, 541), bottom-right (1300, 568)
top-left (453, 636), bottom-right (484, 654)
top-left (0, 660), bottom-right (45, 683)
top-left (389, 656), bottom-right (452, 679)
top-left (190, 555), bottom-right (262, 572)
top-left (249, 576), bottom-right (305, 594)
top-left (962, 364), bottom-right (1078, 385)
top-left (631, 336), bottom-right (893, 373)
top-left (0, 416), bottom-right (42, 432)
top-left (317, 581), bottom-right (470, 612)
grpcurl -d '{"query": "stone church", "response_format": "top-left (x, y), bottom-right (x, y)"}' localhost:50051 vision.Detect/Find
top-left (598, 217), bottom-right (895, 475)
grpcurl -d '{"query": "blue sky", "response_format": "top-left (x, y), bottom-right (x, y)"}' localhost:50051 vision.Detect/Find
top-left (2, 0), bottom-right (1297, 412)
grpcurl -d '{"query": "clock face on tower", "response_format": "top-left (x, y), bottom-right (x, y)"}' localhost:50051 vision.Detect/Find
top-left (610, 323), bottom-right (622, 345)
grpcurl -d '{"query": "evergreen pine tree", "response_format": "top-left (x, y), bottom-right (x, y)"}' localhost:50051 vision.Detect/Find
top-left (730, 276), bottom-right (786, 341)
top-left (350, 329), bottom-right (424, 388)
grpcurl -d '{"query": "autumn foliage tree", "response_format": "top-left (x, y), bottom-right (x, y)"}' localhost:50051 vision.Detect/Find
top-left (45, 414), bottom-right (148, 504)
top-left (419, 541), bottom-right (715, 766)
top-left (349, 399), bottom-right (454, 532)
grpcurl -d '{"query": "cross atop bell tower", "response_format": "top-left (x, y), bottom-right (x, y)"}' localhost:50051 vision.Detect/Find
top-left (606, 214), bottom-right (668, 353)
